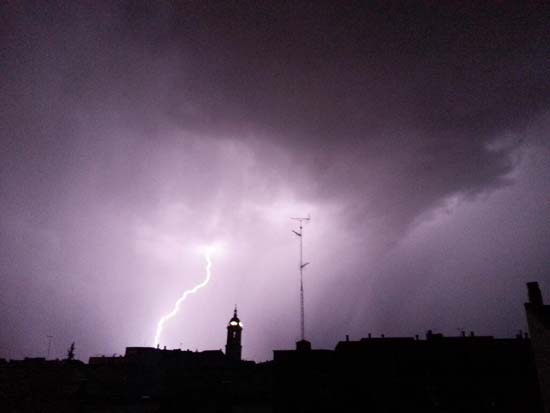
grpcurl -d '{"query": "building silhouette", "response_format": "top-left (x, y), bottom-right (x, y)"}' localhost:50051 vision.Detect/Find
top-left (1, 287), bottom-right (550, 412)
top-left (272, 331), bottom-right (540, 412)
top-left (525, 281), bottom-right (550, 413)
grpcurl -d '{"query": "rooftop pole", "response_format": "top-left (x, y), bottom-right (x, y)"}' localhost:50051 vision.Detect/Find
top-left (291, 215), bottom-right (310, 341)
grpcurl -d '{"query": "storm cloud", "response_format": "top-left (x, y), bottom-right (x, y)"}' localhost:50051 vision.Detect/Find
top-left (1, 1), bottom-right (549, 361)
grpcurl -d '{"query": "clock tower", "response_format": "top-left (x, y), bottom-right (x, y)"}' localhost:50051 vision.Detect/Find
top-left (225, 306), bottom-right (243, 362)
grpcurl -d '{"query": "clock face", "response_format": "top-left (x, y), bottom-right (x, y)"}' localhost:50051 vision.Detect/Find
top-left (230, 321), bottom-right (238, 326)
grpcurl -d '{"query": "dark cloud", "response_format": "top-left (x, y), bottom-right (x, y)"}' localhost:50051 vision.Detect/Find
top-left (1, 1), bottom-right (549, 361)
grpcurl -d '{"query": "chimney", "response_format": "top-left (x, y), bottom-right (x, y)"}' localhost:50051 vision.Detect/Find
top-left (296, 339), bottom-right (312, 352)
top-left (345, 335), bottom-right (349, 342)
top-left (527, 282), bottom-right (543, 306)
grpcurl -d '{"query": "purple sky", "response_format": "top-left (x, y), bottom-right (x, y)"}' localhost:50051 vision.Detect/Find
top-left (1, 1), bottom-right (550, 362)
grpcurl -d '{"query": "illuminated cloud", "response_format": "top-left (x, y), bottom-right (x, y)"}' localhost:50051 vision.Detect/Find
top-left (1, 2), bottom-right (549, 361)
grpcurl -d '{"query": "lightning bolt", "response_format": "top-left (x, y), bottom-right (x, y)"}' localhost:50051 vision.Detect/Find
top-left (153, 247), bottom-right (214, 348)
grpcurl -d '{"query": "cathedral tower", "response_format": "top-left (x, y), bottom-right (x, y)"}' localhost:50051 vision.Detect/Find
top-left (225, 306), bottom-right (243, 361)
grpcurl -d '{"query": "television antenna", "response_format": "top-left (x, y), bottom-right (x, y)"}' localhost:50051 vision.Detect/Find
top-left (291, 215), bottom-right (311, 341)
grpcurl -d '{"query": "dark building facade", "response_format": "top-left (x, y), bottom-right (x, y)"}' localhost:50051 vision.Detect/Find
top-left (526, 281), bottom-right (550, 413)
top-left (271, 332), bottom-right (541, 413)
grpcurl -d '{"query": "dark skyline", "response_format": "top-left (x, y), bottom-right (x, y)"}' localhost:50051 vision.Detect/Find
top-left (1, 1), bottom-right (550, 362)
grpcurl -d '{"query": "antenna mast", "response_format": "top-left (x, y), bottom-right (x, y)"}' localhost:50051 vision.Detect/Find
top-left (291, 215), bottom-right (311, 341)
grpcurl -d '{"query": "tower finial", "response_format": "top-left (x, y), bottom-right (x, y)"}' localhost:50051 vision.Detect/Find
top-left (234, 305), bottom-right (238, 317)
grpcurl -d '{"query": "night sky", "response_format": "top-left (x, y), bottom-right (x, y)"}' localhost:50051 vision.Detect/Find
top-left (1, 1), bottom-right (550, 362)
